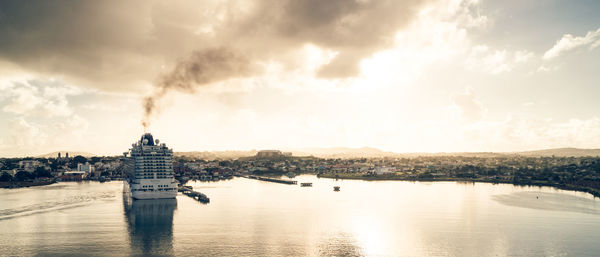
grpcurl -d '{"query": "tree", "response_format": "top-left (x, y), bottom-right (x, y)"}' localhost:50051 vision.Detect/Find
top-left (90, 156), bottom-right (102, 164)
top-left (72, 155), bottom-right (88, 164)
top-left (15, 171), bottom-right (34, 181)
top-left (4, 159), bottom-right (19, 170)
top-left (34, 166), bottom-right (52, 178)
top-left (0, 172), bottom-right (12, 182)
top-left (417, 172), bottom-right (434, 180)
top-left (205, 167), bottom-right (218, 173)
top-left (68, 155), bottom-right (88, 169)
top-left (49, 160), bottom-right (60, 171)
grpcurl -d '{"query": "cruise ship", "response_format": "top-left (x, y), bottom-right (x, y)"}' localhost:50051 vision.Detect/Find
top-left (123, 133), bottom-right (177, 199)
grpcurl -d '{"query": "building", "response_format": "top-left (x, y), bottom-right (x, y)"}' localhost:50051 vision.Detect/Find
top-left (1, 169), bottom-right (17, 176)
top-left (256, 150), bottom-right (285, 158)
top-left (375, 166), bottom-right (393, 175)
top-left (77, 162), bottom-right (94, 174)
top-left (18, 160), bottom-right (41, 172)
top-left (60, 171), bottom-right (87, 181)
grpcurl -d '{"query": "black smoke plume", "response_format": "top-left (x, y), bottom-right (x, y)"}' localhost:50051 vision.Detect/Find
top-left (142, 47), bottom-right (253, 129)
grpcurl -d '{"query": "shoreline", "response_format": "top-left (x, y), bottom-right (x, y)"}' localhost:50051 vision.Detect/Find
top-left (317, 173), bottom-right (600, 198)
top-left (0, 180), bottom-right (56, 189)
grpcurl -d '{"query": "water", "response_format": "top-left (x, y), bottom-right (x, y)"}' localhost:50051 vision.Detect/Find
top-left (1, 175), bottom-right (600, 256)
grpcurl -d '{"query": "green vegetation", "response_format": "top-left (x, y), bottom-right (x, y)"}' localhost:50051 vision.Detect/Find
top-left (14, 170), bottom-right (34, 181)
top-left (2, 153), bottom-right (600, 197)
top-left (317, 156), bottom-right (600, 198)
top-left (34, 166), bottom-right (52, 178)
top-left (0, 172), bottom-right (12, 182)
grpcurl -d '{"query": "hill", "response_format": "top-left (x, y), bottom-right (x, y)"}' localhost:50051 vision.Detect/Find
top-left (514, 148), bottom-right (600, 157)
top-left (36, 151), bottom-right (97, 158)
top-left (175, 150), bottom-right (257, 160)
top-left (290, 147), bottom-right (394, 158)
top-left (175, 147), bottom-right (600, 160)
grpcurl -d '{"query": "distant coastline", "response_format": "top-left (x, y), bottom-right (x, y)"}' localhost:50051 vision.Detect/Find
top-left (318, 173), bottom-right (600, 198)
top-left (0, 179), bottom-right (56, 189)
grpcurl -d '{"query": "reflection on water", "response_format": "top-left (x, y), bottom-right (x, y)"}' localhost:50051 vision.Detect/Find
top-left (1, 179), bottom-right (600, 256)
top-left (493, 191), bottom-right (600, 215)
top-left (318, 233), bottom-right (363, 257)
top-left (124, 197), bottom-right (177, 256)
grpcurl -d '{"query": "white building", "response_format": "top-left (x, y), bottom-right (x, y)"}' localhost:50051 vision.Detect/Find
top-left (19, 160), bottom-right (41, 172)
top-left (256, 150), bottom-right (283, 158)
top-left (77, 162), bottom-right (95, 174)
top-left (375, 166), bottom-right (393, 175)
top-left (1, 169), bottom-right (17, 176)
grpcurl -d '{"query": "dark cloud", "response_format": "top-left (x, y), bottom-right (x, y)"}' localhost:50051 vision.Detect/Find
top-left (0, 1), bottom-right (161, 89)
top-left (0, 0), bottom-right (431, 87)
top-left (0, 0), bottom-right (432, 126)
top-left (226, 0), bottom-right (430, 77)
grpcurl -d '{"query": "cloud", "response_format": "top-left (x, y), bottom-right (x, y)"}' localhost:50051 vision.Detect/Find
top-left (8, 118), bottom-right (46, 148)
top-left (465, 45), bottom-right (534, 74)
top-left (451, 87), bottom-right (486, 122)
top-left (498, 116), bottom-right (600, 150)
top-left (2, 0), bottom-right (490, 131)
top-left (49, 115), bottom-right (90, 144)
top-left (0, 0), bottom-right (438, 93)
top-left (2, 114), bottom-right (93, 157)
top-left (10, 0), bottom-right (592, 155)
top-left (514, 50), bottom-right (534, 64)
top-left (543, 28), bottom-right (600, 60)
top-left (0, 79), bottom-right (82, 117)
top-left (417, 113), bottom-right (600, 152)
top-left (522, 102), bottom-right (534, 107)
top-left (536, 65), bottom-right (559, 73)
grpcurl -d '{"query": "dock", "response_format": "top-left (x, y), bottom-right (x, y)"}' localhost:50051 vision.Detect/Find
top-left (178, 186), bottom-right (210, 203)
top-left (245, 175), bottom-right (297, 185)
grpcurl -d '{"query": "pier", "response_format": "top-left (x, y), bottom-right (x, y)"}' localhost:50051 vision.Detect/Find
top-left (178, 186), bottom-right (210, 203)
top-left (245, 175), bottom-right (297, 185)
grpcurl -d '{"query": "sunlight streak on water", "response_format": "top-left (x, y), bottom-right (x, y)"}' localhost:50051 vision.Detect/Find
top-left (0, 177), bottom-right (599, 256)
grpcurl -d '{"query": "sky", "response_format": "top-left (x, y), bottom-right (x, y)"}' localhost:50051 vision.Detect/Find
top-left (1, 0), bottom-right (600, 157)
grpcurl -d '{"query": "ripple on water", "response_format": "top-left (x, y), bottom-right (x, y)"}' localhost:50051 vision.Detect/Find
top-left (0, 191), bottom-right (115, 220)
top-left (492, 191), bottom-right (600, 215)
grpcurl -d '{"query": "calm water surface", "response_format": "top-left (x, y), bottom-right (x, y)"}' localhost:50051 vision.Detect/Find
top-left (1, 175), bottom-right (599, 256)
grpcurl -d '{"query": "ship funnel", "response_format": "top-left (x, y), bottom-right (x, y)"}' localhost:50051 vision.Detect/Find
top-left (141, 133), bottom-right (155, 146)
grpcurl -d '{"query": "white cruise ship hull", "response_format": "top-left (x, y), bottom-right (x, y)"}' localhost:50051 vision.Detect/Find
top-left (123, 180), bottom-right (177, 200)
top-left (123, 133), bottom-right (178, 200)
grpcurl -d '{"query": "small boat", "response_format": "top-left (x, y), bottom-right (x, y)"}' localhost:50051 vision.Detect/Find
top-left (333, 186), bottom-right (340, 191)
top-left (300, 182), bottom-right (312, 187)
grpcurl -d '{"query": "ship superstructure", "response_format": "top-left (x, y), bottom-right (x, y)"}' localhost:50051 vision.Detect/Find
top-left (123, 133), bottom-right (177, 199)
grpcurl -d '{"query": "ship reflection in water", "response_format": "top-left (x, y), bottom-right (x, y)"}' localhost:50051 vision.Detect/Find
top-left (1, 178), bottom-right (600, 256)
top-left (124, 197), bottom-right (177, 256)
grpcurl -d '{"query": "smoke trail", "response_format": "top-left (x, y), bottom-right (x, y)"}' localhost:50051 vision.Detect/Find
top-left (142, 47), bottom-right (253, 129)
